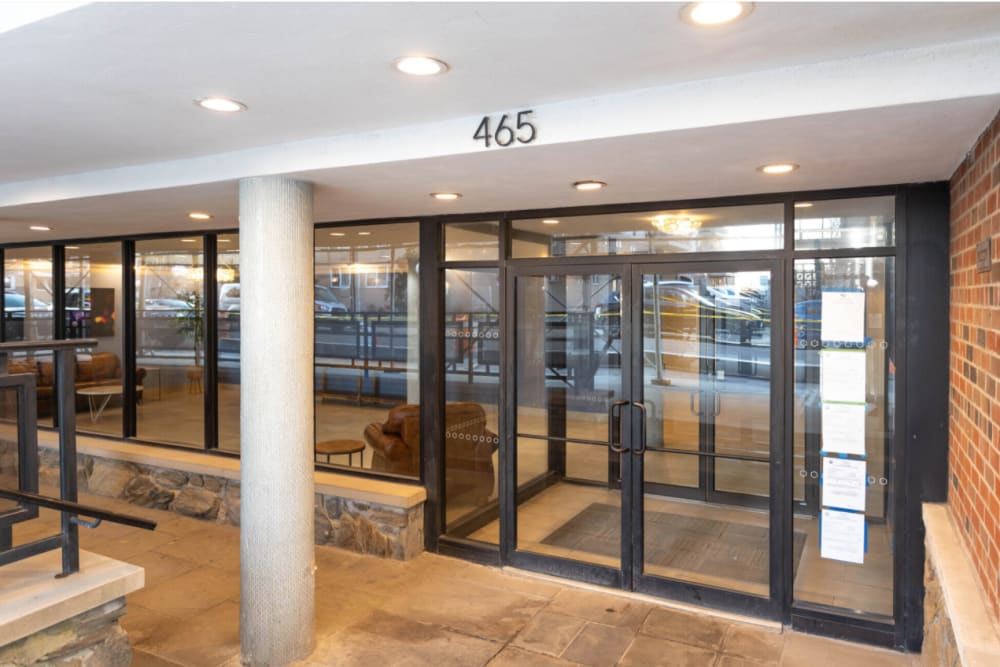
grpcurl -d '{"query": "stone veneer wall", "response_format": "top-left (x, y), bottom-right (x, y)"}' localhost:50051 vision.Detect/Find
top-left (0, 440), bottom-right (423, 560)
top-left (949, 106), bottom-right (1000, 621)
top-left (924, 550), bottom-right (961, 667)
top-left (0, 598), bottom-right (130, 667)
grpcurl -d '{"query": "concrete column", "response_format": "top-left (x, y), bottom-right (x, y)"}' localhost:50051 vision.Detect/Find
top-left (238, 176), bottom-right (315, 665)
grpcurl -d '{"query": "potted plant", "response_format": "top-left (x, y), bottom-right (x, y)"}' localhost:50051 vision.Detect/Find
top-left (174, 291), bottom-right (204, 364)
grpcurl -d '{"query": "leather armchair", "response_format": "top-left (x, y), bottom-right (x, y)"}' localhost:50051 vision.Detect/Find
top-left (364, 402), bottom-right (499, 504)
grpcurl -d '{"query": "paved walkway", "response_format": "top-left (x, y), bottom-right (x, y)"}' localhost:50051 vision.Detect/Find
top-left (15, 494), bottom-right (918, 666)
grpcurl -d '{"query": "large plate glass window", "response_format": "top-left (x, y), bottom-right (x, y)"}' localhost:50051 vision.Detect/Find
top-left (313, 223), bottom-right (420, 477)
top-left (217, 234), bottom-right (240, 452)
top-left (792, 255), bottom-right (895, 619)
top-left (135, 237), bottom-right (205, 448)
top-left (3, 247), bottom-right (55, 427)
top-left (442, 267), bottom-right (501, 543)
top-left (65, 243), bottom-right (124, 438)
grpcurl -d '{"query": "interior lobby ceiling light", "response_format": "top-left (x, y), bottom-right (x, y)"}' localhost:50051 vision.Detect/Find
top-left (573, 180), bottom-right (607, 191)
top-left (357, 231), bottom-right (372, 236)
top-left (681, 2), bottom-right (752, 27)
top-left (430, 192), bottom-right (461, 200)
top-left (180, 238), bottom-right (197, 243)
top-left (542, 219), bottom-right (560, 225)
top-left (194, 97), bottom-right (247, 112)
top-left (329, 232), bottom-right (346, 236)
top-left (651, 215), bottom-right (702, 236)
top-left (393, 56), bottom-right (449, 76)
top-left (29, 225), bottom-right (51, 231)
top-left (794, 202), bottom-right (814, 208)
top-left (757, 163), bottom-right (799, 175)
top-left (188, 212), bottom-right (212, 220)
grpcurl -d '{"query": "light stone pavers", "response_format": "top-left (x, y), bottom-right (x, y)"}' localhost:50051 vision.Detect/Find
top-left (8, 492), bottom-right (919, 667)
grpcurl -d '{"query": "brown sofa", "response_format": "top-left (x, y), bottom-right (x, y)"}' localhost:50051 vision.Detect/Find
top-left (364, 402), bottom-right (499, 505)
top-left (6, 352), bottom-right (145, 418)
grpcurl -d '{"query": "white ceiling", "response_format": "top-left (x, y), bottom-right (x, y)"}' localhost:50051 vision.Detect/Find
top-left (1, 2), bottom-right (999, 243)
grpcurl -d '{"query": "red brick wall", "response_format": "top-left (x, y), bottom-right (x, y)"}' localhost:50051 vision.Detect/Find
top-left (949, 107), bottom-right (1000, 622)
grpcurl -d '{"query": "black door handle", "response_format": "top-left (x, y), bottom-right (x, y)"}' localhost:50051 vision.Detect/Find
top-left (608, 400), bottom-right (630, 453)
top-left (631, 401), bottom-right (647, 455)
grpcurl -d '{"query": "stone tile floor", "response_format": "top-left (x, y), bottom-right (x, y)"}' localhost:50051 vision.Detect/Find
top-left (13, 493), bottom-right (920, 667)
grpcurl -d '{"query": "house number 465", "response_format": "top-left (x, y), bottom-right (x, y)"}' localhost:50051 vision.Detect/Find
top-left (473, 110), bottom-right (536, 148)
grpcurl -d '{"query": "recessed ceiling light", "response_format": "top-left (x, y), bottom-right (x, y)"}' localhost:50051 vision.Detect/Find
top-left (430, 192), bottom-right (461, 200)
top-left (542, 219), bottom-right (560, 225)
top-left (29, 225), bottom-right (51, 231)
top-left (573, 180), bottom-right (607, 191)
top-left (681, 2), bottom-right (752, 27)
top-left (358, 231), bottom-right (372, 236)
top-left (66, 246), bottom-right (80, 250)
top-left (195, 97), bottom-right (247, 112)
top-left (330, 232), bottom-right (346, 237)
top-left (393, 56), bottom-right (449, 76)
top-left (188, 212), bottom-right (212, 220)
top-left (218, 239), bottom-right (231, 243)
top-left (794, 202), bottom-right (813, 208)
top-left (757, 163), bottom-right (799, 175)
top-left (180, 238), bottom-right (197, 243)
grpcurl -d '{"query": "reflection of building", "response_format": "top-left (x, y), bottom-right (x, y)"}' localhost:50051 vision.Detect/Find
top-left (0, 4), bottom-right (998, 665)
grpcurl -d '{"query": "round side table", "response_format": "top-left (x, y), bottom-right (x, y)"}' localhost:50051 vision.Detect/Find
top-left (315, 439), bottom-right (366, 467)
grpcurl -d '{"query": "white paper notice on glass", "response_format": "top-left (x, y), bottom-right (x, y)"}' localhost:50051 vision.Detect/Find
top-left (821, 289), bottom-right (865, 345)
top-left (822, 402), bottom-right (867, 456)
top-left (820, 350), bottom-right (866, 404)
top-left (821, 508), bottom-right (865, 564)
top-left (822, 456), bottom-right (867, 512)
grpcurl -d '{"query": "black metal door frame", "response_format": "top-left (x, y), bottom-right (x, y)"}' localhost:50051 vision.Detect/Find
top-left (502, 256), bottom-right (785, 619)
top-left (502, 262), bottom-right (634, 589)
top-left (627, 258), bottom-right (785, 619)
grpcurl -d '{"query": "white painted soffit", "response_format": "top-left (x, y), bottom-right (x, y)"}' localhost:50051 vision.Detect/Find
top-left (0, 2), bottom-right (88, 35)
top-left (0, 35), bottom-right (998, 209)
top-left (1, 92), bottom-right (997, 246)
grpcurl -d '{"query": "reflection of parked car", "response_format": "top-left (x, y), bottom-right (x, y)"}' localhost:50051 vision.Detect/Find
top-left (219, 284), bottom-right (241, 311)
top-left (313, 285), bottom-right (348, 314)
top-left (142, 298), bottom-right (192, 313)
top-left (649, 281), bottom-right (767, 340)
top-left (217, 283), bottom-right (347, 314)
top-left (4, 291), bottom-right (52, 317)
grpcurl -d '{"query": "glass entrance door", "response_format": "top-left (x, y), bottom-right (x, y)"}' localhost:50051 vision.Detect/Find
top-left (629, 264), bottom-right (779, 611)
top-left (509, 269), bottom-right (631, 586)
top-left (507, 261), bottom-right (782, 615)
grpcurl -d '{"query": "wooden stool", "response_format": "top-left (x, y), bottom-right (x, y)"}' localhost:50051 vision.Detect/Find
top-left (315, 439), bottom-right (366, 467)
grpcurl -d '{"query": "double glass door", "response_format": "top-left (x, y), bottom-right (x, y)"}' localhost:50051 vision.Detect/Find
top-left (509, 260), bottom-right (782, 615)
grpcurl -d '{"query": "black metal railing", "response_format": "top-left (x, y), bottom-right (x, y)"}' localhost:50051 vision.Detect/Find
top-left (0, 339), bottom-right (156, 577)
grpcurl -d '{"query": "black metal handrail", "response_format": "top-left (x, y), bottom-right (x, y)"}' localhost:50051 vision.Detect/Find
top-left (0, 489), bottom-right (157, 531)
top-left (1, 338), bottom-right (157, 576)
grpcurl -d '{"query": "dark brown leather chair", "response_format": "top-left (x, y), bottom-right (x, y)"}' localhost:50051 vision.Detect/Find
top-left (364, 402), bottom-right (499, 505)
